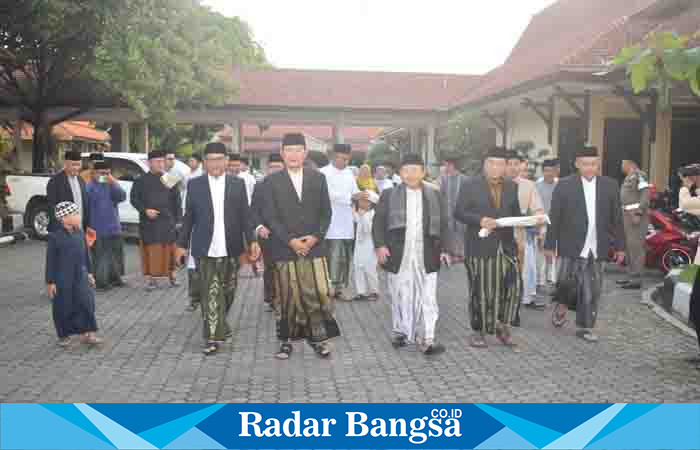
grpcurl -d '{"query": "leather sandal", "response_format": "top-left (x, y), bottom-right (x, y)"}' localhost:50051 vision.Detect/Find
top-left (275, 343), bottom-right (292, 360)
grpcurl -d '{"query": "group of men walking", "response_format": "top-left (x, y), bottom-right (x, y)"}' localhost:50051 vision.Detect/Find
top-left (45, 130), bottom-right (658, 358)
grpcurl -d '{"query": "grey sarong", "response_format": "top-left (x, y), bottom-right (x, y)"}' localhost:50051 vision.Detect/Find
top-left (556, 255), bottom-right (604, 329)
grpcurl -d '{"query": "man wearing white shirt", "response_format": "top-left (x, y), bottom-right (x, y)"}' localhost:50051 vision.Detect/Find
top-left (544, 146), bottom-right (625, 342)
top-left (176, 142), bottom-right (259, 355)
top-left (375, 165), bottom-right (395, 193)
top-left (237, 155), bottom-right (256, 205)
top-left (258, 133), bottom-right (339, 360)
top-left (320, 143), bottom-right (365, 300)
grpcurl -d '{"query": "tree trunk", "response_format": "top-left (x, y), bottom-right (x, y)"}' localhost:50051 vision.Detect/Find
top-left (31, 111), bottom-right (49, 173)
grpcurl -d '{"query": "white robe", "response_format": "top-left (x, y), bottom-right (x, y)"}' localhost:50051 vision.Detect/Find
top-left (352, 209), bottom-right (379, 296)
top-left (387, 188), bottom-right (439, 346)
top-left (320, 164), bottom-right (359, 240)
top-left (238, 170), bottom-right (256, 205)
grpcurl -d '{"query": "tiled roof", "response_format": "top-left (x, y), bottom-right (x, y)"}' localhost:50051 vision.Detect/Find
top-left (567, 1), bottom-right (700, 66)
top-left (1, 121), bottom-right (110, 142)
top-left (451, 0), bottom-right (661, 107)
top-left (215, 124), bottom-right (381, 153)
top-left (231, 67), bottom-right (480, 111)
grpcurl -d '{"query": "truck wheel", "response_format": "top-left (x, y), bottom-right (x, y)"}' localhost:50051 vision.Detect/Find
top-left (28, 203), bottom-right (50, 240)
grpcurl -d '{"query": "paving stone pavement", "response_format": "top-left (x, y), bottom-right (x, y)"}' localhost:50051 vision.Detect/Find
top-left (0, 240), bottom-right (698, 404)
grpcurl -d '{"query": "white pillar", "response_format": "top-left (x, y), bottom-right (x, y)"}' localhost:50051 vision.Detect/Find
top-left (333, 123), bottom-right (344, 145)
top-left (426, 124), bottom-right (436, 171)
top-left (409, 128), bottom-right (421, 154)
top-left (120, 122), bottom-right (130, 152)
top-left (238, 121), bottom-right (244, 154)
top-left (229, 120), bottom-right (240, 153)
top-left (134, 122), bottom-right (149, 153)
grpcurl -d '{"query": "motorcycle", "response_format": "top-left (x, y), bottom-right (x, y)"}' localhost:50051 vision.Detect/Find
top-left (644, 186), bottom-right (700, 273)
top-left (645, 208), bottom-right (700, 273)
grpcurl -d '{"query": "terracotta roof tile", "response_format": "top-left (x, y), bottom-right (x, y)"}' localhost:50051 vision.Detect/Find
top-left (231, 68), bottom-right (480, 111)
top-left (452, 0), bottom-right (660, 106)
top-left (2, 121), bottom-right (110, 142)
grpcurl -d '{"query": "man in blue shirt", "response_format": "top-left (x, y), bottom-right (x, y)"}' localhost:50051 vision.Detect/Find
top-left (86, 160), bottom-right (127, 291)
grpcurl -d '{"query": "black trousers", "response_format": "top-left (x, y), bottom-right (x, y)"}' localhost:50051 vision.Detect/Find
top-left (93, 236), bottom-right (124, 288)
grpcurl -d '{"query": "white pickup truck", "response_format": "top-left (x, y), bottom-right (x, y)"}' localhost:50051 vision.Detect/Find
top-left (5, 152), bottom-right (190, 239)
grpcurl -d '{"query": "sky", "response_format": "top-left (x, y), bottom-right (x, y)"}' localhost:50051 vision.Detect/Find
top-left (202, 0), bottom-right (558, 75)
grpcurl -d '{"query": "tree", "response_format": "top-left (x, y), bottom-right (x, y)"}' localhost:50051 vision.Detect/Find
top-left (444, 112), bottom-right (497, 175)
top-left (0, 0), bottom-right (267, 172)
top-left (613, 31), bottom-right (700, 109)
top-left (0, 0), bottom-right (120, 172)
top-left (366, 141), bottom-right (399, 169)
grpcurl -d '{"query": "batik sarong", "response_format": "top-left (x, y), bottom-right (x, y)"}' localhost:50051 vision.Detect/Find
top-left (198, 256), bottom-right (239, 342)
top-left (465, 246), bottom-right (521, 335)
top-left (556, 255), bottom-right (603, 329)
top-left (140, 241), bottom-right (176, 277)
top-left (263, 259), bottom-right (278, 306)
top-left (388, 261), bottom-right (438, 346)
top-left (327, 239), bottom-right (353, 291)
top-left (275, 257), bottom-right (340, 343)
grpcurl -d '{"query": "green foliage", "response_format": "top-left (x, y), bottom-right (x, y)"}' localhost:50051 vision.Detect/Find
top-left (350, 151), bottom-right (366, 167)
top-left (444, 111), bottom-right (497, 175)
top-left (366, 141), bottom-right (399, 168)
top-left (92, 0), bottom-right (266, 122)
top-left (614, 31), bottom-right (700, 108)
top-left (0, 0), bottom-right (267, 170)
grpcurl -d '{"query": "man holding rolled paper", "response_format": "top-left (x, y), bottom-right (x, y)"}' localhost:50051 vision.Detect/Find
top-left (618, 159), bottom-right (650, 290)
top-left (455, 146), bottom-right (525, 348)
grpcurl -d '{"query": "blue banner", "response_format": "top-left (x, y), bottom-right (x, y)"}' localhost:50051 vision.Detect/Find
top-left (2, 403), bottom-right (699, 449)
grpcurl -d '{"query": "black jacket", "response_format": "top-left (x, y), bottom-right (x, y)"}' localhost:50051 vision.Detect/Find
top-left (260, 169), bottom-right (332, 263)
top-left (46, 171), bottom-right (90, 231)
top-left (544, 174), bottom-right (625, 260)
top-left (372, 184), bottom-right (448, 274)
top-left (454, 175), bottom-right (521, 258)
top-left (129, 172), bottom-right (181, 245)
top-left (177, 174), bottom-right (253, 258)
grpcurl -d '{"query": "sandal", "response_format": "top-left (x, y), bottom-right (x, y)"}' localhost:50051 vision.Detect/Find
top-left (57, 337), bottom-right (71, 348)
top-left (471, 336), bottom-right (488, 348)
top-left (85, 336), bottom-right (104, 345)
top-left (495, 323), bottom-right (514, 346)
top-left (551, 305), bottom-right (569, 328)
top-left (275, 343), bottom-right (292, 360)
top-left (202, 342), bottom-right (219, 355)
top-left (315, 343), bottom-right (331, 358)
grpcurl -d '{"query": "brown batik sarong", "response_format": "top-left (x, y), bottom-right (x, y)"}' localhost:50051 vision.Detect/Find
top-left (140, 241), bottom-right (176, 277)
top-left (275, 257), bottom-right (341, 343)
top-left (465, 246), bottom-right (522, 336)
top-left (198, 256), bottom-right (239, 342)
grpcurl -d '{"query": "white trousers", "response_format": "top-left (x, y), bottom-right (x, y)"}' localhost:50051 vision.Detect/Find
top-left (353, 262), bottom-right (379, 296)
top-left (536, 244), bottom-right (557, 285)
top-left (388, 263), bottom-right (438, 346)
top-left (522, 235), bottom-right (538, 303)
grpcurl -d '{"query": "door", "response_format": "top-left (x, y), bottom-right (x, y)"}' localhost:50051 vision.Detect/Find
top-left (557, 117), bottom-right (586, 178)
top-left (671, 107), bottom-right (700, 177)
top-left (603, 119), bottom-right (643, 183)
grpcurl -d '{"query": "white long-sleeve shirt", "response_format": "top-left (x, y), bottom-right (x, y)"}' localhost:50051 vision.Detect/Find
top-left (207, 175), bottom-right (228, 257)
top-left (320, 164), bottom-right (359, 239)
top-left (238, 170), bottom-right (256, 205)
top-left (580, 176), bottom-right (597, 259)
